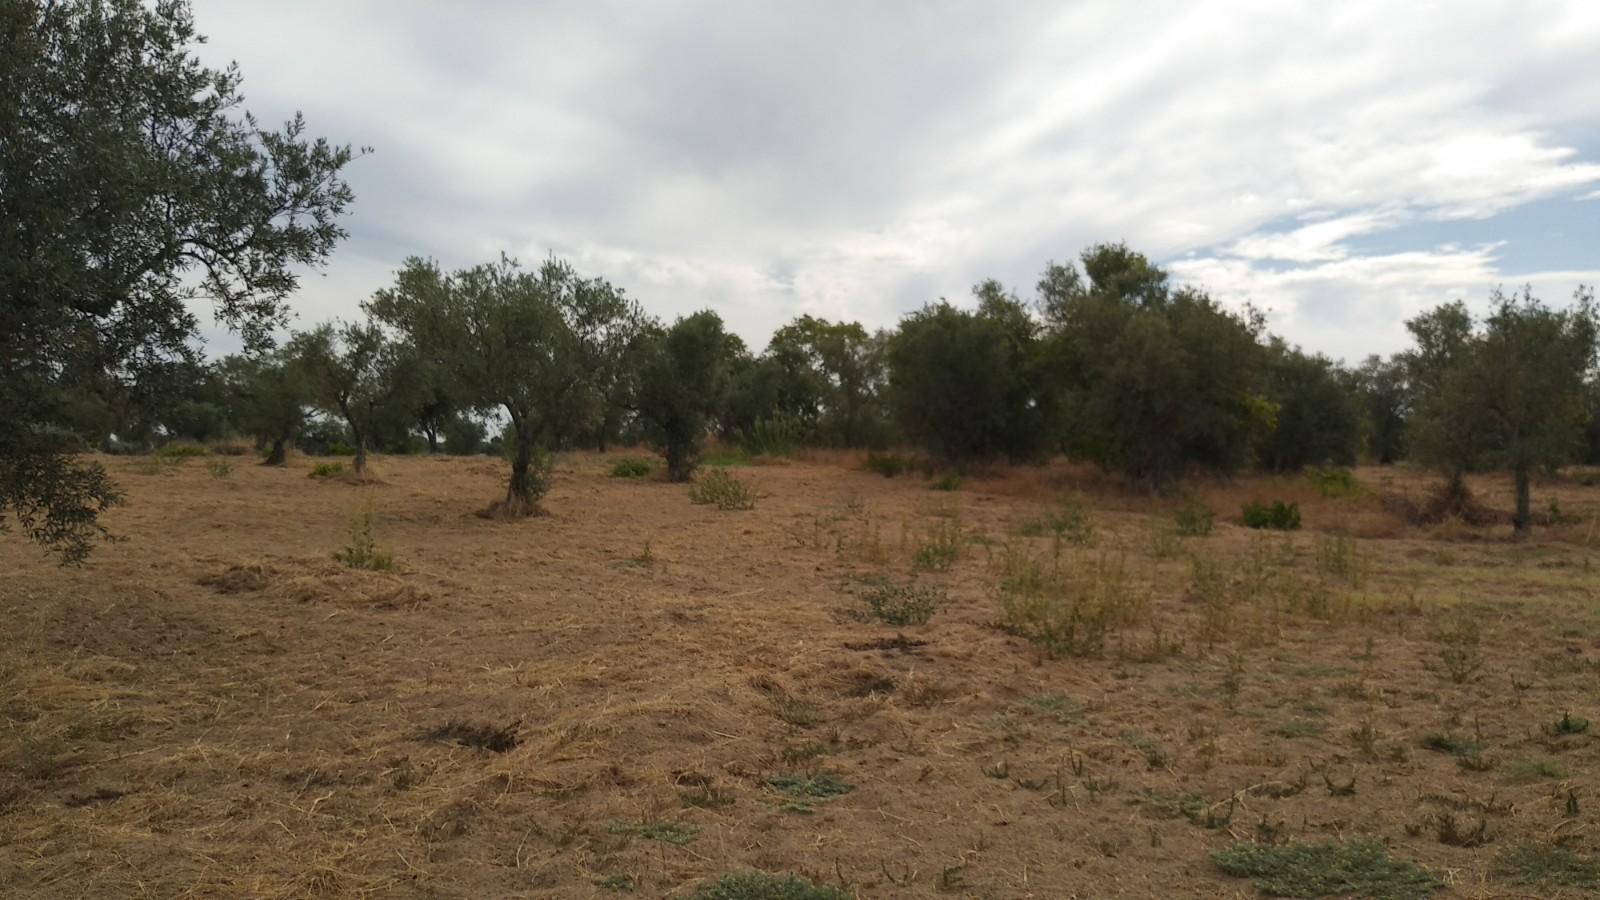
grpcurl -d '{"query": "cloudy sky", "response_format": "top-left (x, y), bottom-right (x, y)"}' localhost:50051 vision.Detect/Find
top-left (195, 1), bottom-right (1600, 363)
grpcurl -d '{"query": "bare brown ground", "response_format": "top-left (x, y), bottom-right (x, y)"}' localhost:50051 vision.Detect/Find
top-left (3, 453), bottom-right (1600, 898)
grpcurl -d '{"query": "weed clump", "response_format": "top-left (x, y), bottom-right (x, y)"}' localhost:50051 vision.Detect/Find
top-left (1431, 610), bottom-right (1483, 684)
top-left (1174, 495), bottom-right (1215, 536)
top-left (910, 517), bottom-right (962, 571)
top-left (1020, 495), bottom-right (1096, 545)
top-left (609, 457), bottom-right (653, 478)
top-left (690, 468), bottom-right (755, 510)
top-left (1242, 500), bottom-right (1301, 530)
top-left (309, 461), bottom-right (345, 479)
top-left (691, 872), bottom-right (849, 900)
top-left (205, 458), bottom-right (233, 478)
top-left (765, 773), bottom-right (854, 812)
top-left (1212, 840), bottom-right (1438, 899)
top-left (929, 472), bottom-right (962, 491)
top-left (608, 819), bottom-right (698, 845)
top-left (852, 582), bottom-right (944, 626)
top-left (334, 504), bottom-right (394, 571)
top-left (1549, 711), bottom-right (1590, 735)
top-left (1495, 843), bottom-right (1600, 890)
top-left (1305, 465), bottom-right (1361, 498)
top-left (996, 546), bottom-right (1142, 658)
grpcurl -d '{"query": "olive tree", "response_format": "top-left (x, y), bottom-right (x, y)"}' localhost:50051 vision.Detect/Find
top-left (1, 0), bottom-right (359, 561)
top-left (1406, 286), bottom-right (1598, 532)
top-left (367, 256), bottom-right (644, 515)
top-left (633, 311), bottom-right (742, 480)
top-left (290, 320), bottom-right (413, 474)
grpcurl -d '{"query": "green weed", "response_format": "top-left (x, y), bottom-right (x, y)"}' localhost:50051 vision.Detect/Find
top-left (690, 468), bottom-right (756, 510)
top-left (1212, 840), bottom-right (1438, 899)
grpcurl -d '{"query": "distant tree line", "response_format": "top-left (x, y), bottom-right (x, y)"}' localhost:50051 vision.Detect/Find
top-left (5, 0), bottom-right (1598, 563)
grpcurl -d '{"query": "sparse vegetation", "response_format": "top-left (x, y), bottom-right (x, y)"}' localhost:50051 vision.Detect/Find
top-left (690, 872), bottom-right (849, 900)
top-left (609, 457), bottom-right (654, 478)
top-left (309, 461), bottom-right (346, 479)
top-left (690, 468), bottom-right (756, 510)
top-left (1242, 499), bottom-right (1302, 530)
top-left (1212, 841), bottom-right (1438, 899)
top-left (334, 503), bottom-right (394, 570)
top-left (1173, 496), bottom-right (1215, 536)
top-left (851, 582), bottom-right (944, 626)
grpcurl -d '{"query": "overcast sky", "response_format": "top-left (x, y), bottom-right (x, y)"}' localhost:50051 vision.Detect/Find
top-left (193, 1), bottom-right (1600, 363)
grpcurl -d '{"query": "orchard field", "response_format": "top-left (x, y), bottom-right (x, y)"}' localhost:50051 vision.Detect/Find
top-left (4, 452), bottom-right (1600, 898)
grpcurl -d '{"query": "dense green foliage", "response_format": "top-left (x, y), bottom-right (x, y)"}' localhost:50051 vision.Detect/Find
top-left (632, 311), bottom-right (742, 480)
top-left (1404, 288), bottom-right (1598, 531)
top-left (1, 0), bottom-right (358, 561)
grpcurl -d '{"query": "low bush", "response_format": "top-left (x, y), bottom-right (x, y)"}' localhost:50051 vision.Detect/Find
top-left (157, 442), bottom-right (210, 460)
top-left (334, 505), bottom-right (394, 570)
top-left (1304, 465), bottom-right (1361, 498)
top-left (1242, 499), bottom-right (1301, 530)
top-left (929, 473), bottom-right (962, 491)
top-left (309, 462), bottom-right (345, 479)
top-left (997, 547), bottom-right (1143, 657)
top-left (689, 468), bottom-right (755, 510)
top-left (853, 582), bottom-right (944, 626)
top-left (326, 442), bottom-right (356, 457)
top-left (609, 457), bottom-right (653, 478)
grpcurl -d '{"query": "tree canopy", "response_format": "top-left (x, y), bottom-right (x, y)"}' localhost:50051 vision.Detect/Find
top-left (1, 0), bottom-right (359, 561)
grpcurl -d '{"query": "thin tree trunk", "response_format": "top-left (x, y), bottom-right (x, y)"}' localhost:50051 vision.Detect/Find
top-left (263, 436), bottom-right (287, 466)
top-left (425, 426), bottom-right (439, 454)
top-left (353, 432), bottom-right (367, 474)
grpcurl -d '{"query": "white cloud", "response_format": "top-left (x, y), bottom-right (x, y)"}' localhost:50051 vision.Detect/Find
top-left (189, 0), bottom-right (1600, 356)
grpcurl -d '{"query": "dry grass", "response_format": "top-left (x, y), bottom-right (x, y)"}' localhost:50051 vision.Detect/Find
top-left (1, 453), bottom-right (1598, 897)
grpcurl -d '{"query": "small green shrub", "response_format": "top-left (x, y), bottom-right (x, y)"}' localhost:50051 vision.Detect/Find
top-left (309, 462), bottom-right (345, 479)
top-left (609, 457), bottom-right (653, 478)
top-left (911, 517), bottom-right (962, 571)
top-left (690, 872), bottom-right (849, 900)
top-left (205, 459), bottom-right (233, 479)
top-left (929, 472), bottom-right (962, 491)
top-left (1550, 711), bottom-right (1590, 735)
top-left (157, 442), bottom-right (210, 460)
top-left (765, 772), bottom-right (854, 812)
top-left (1242, 500), bottom-right (1301, 530)
top-left (326, 442), bottom-right (356, 456)
top-left (863, 452), bottom-right (908, 478)
top-left (689, 468), bottom-right (755, 510)
top-left (1305, 465), bottom-right (1361, 498)
top-left (853, 583), bottom-right (944, 626)
top-left (1022, 495), bottom-right (1096, 546)
top-left (1174, 496), bottom-right (1215, 536)
top-left (1213, 840), bottom-right (1438, 899)
top-left (334, 505), bottom-right (394, 571)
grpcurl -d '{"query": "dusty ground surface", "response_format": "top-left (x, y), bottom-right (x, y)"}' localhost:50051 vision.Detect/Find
top-left (3, 451), bottom-right (1600, 898)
